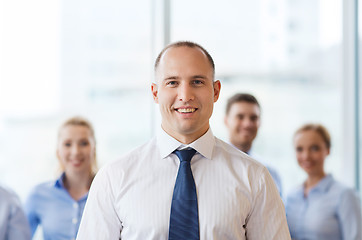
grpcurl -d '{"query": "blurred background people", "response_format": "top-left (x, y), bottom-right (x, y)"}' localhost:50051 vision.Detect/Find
top-left (24, 116), bottom-right (98, 240)
top-left (224, 93), bottom-right (283, 195)
top-left (285, 123), bottom-right (362, 240)
top-left (1, 1), bottom-right (361, 222)
top-left (0, 185), bottom-right (31, 240)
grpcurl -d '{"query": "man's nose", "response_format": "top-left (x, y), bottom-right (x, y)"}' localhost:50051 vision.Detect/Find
top-left (243, 118), bottom-right (254, 127)
top-left (178, 83), bottom-right (194, 102)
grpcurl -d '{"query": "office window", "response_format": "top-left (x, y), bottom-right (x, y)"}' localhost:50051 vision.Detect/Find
top-left (171, 0), bottom-right (344, 192)
top-left (0, 0), bottom-right (358, 210)
top-left (0, 0), bottom-right (153, 201)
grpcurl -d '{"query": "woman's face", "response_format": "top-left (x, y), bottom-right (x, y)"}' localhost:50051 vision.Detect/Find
top-left (57, 125), bottom-right (95, 175)
top-left (294, 129), bottom-right (330, 176)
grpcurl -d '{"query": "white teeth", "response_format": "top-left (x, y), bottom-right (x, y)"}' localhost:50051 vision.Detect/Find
top-left (177, 108), bottom-right (196, 113)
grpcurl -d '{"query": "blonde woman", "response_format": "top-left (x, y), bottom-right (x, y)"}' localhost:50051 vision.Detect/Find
top-left (285, 123), bottom-right (361, 240)
top-left (25, 117), bottom-right (98, 240)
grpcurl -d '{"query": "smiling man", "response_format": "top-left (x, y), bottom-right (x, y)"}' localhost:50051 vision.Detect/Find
top-left (76, 41), bottom-right (290, 240)
top-left (151, 42), bottom-right (219, 144)
top-left (224, 93), bottom-right (283, 195)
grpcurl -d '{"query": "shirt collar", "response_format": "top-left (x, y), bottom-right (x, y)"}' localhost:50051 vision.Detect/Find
top-left (298, 174), bottom-right (334, 196)
top-left (54, 172), bottom-right (89, 201)
top-left (157, 127), bottom-right (215, 160)
top-left (310, 174), bottom-right (334, 193)
top-left (54, 172), bottom-right (66, 189)
top-left (295, 174), bottom-right (334, 198)
top-left (246, 148), bottom-right (253, 156)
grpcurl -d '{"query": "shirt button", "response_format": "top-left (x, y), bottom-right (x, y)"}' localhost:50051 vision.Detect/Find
top-left (73, 203), bottom-right (78, 209)
top-left (72, 218), bottom-right (78, 224)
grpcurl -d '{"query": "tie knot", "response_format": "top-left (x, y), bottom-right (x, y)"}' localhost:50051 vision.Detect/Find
top-left (174, 149), bottom-right (196, 162)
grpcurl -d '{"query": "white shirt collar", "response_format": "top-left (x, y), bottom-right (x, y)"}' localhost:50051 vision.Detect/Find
top-left (156, 127), bottom-right (215, 160)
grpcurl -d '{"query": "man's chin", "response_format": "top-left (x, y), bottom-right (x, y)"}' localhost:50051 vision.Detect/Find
top-left (177, 124), bottom-right (209, 137)
top-left (236, 136), bottom-right (252, 143)
top-left (178, 127), bottom-right (199, 136)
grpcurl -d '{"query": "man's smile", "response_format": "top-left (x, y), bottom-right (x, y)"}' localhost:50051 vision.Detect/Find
top-left (175, 107), bottom-right (197, 113)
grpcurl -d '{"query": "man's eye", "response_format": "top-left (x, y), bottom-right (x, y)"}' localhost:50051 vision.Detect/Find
top-left (193, 80), bottom-right (203, 85)
top-left (237, 115), bottom-right (244, 120)
top-left (166, 81), bottom-right (178, 86)
top-left (64, 143), bottom-right (71, 147)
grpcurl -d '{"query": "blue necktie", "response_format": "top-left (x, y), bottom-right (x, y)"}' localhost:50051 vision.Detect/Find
top-left (168, 149), bottom-right (199, 240)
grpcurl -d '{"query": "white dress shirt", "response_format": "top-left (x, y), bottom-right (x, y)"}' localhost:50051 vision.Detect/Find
top-left (76, 128), bottom-right (290, 240)
top-left (229, 144), bottom-right (283, 196)
top-left (248, 150), bottom-right (283, 196)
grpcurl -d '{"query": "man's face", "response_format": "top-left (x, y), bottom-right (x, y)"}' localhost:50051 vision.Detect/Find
top-left (151, 46), bottom-right (221, 143)
top-left (224, 102), bottom-right (260, 150)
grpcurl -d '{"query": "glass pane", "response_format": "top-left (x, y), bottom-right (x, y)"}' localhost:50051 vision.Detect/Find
top-left (0, 0), bottom-right (152, 200)
top-left (171, 0), bottom-right (343, 193)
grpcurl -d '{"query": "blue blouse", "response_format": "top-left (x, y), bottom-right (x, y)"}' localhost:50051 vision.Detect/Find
top-left (285, 174), bottom-right (362, 240)
top-left (24, 173), bottom-right (88, 240)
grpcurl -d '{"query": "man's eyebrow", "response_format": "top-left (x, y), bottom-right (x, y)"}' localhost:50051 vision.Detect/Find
top-left (192, 75), bottom-right (207, 79)
top-left (162, 75), bottom-right (208, 81)
top-left (164, 76), bottom-right (179, 81)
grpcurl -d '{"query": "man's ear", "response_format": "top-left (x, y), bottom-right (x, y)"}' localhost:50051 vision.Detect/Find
top-left (151, 83), bottom-right (159, 103)
top-left (213, 80), bottom-right (221, 102)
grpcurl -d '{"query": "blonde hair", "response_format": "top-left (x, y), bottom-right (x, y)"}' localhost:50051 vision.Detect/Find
top-left (57, 116), bottom-right (98, 175)
top-left (294, 123), bottom-right (331, 150)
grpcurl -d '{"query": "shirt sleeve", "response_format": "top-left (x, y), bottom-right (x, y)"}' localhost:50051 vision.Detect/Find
top-left (337, 188), bottom-right (362, 240)
top-left (267, 167), bottom-right (283, 197)
top-left (76, 166), bottom-right (122, 240)
top-left (245, 167), bottom-right (291, 240)
top-left (7, 193), bottom-right (31, 240)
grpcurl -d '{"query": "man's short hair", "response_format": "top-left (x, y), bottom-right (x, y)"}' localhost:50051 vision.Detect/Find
top-left (225, 93), bottom-right (260, 115)
top-left (154, 41), bottom-right (215, 77)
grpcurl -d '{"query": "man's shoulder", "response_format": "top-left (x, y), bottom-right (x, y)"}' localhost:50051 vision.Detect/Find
top-left (214, 137), bottom-right (243, 155)
top-left (214, 137), bottom-right (266, 169)
top-left (248, 151), bottom-right (282, 182)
